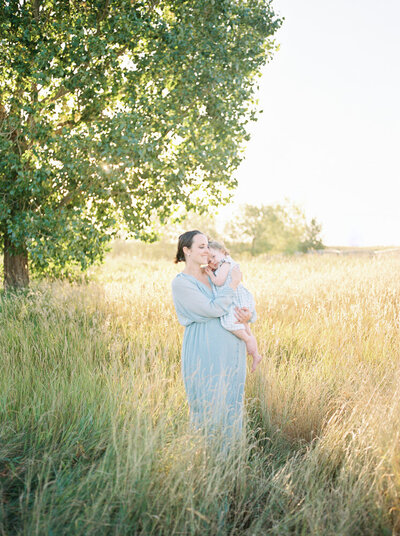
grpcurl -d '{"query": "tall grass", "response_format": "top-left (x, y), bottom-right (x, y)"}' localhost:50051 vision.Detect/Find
top-left (1, 253), bottom-right (400, 535)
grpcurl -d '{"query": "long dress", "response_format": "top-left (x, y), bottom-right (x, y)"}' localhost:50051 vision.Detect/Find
top-left (171, 272), bottom-right (249, 442)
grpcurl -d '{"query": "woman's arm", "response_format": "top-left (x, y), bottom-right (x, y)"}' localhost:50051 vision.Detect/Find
top-left (172, 276), bottom-right (235, 324)
top-left (234, 307), bottom-right (257, 324)
top-left (205, 263), bottom-right (230, 286)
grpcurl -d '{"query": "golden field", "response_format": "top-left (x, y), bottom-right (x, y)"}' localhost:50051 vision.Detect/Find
top-left (1, 250), bottom-right (400, 535)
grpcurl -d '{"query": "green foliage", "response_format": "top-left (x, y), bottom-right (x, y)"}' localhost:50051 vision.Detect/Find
top-left (225, 202), bottom-right (324, 255)
top-left (158, 210), bottom-right (224, 243)
top-left (109, 210), bottom-right (224, 263)
top-left (114, 203), bottom-right (325, 260)
top-left (298, 217), bottom-right (325, 253)
top-left (0, 0), bottom-right (281, 279)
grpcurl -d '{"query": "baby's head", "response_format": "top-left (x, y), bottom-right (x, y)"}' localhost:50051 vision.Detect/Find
top-left (208, 240), bottom-right (229, 269)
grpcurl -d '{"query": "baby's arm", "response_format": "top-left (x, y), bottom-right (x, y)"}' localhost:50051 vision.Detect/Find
top-left (205, 262), bottom-right (231, 286)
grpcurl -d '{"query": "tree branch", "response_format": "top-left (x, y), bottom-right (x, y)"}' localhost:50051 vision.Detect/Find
top-left (97, 0), bottom-right (110, 22)
top-left (57, 190), bottom-right (80, 209)
top-left (32, 0), bottom-right (41, 22)
top-left (45, 85), bottom-right (71, 105)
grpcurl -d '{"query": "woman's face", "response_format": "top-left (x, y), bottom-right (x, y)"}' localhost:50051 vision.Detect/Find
top-left (184, 233), bottom-right (209, 265)
top-left (208, 247), bottom-right (224, 269)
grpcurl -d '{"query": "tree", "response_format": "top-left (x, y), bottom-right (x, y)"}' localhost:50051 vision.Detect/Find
top-left (225, 204), bottom-right (276, 255)
top-left (156, 210), bottom-right (223, 245)
top-left (112, 210), bottom-right (223, 261)
top-left (0, 0), bottom-right (281, 288)
top-left (298, 218), bottom-right (324, 252)
top-left (225, 202), bottom-right (324, 255)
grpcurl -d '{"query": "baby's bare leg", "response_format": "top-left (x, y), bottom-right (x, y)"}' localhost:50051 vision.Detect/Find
top-left (231, 328), bottom-right (262, 372)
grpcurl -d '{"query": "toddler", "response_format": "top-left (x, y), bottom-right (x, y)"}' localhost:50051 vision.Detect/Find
top-left (206, 241), bottom-right (262, 372)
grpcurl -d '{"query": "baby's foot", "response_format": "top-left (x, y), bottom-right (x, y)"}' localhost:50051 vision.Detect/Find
top-left (251, 354), bottom-right (262, 373)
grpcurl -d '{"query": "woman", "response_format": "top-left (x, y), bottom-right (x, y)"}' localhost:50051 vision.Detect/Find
top-left (171, 230), bottom-right (255, 443)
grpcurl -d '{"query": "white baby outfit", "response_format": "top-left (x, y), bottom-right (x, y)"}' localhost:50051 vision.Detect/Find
top-left (213, 255), bottom-right (256, 331)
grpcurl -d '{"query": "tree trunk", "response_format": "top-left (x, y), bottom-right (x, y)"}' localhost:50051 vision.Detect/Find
top-left (251, 237), bottom-right (256, 256)
top-left (3, 236), bottom-right (29, 289)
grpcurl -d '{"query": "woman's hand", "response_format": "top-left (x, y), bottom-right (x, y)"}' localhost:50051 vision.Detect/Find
top-left (234, 306), bottom-right (252, 324)
top-left (229, 265), bottom-right (242, 290)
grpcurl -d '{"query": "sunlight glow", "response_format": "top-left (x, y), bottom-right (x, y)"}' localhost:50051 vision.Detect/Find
top-left (226, 0), bottom-right (400, 247)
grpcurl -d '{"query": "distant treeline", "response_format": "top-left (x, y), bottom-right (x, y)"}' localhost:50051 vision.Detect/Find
top-left (113, 203), bottom-right (325, 260)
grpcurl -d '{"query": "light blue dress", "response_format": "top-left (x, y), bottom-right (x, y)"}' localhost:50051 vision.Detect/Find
top-left (171, 272), bottom-right (253, 443)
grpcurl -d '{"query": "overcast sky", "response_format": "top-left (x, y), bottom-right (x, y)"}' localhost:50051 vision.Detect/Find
top-left (221, 0), bottom-right (400, 247)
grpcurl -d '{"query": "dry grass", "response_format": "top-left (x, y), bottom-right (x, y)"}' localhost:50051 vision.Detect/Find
top-left (1, 252), bottom-right (400, 535)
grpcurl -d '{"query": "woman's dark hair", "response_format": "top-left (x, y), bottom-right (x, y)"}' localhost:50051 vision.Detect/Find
top-left (174, 230), bottom-right (204, 263)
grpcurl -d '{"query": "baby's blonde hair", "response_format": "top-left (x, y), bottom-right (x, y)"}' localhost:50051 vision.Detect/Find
top-left (208, 240), bottom-right (230, 256)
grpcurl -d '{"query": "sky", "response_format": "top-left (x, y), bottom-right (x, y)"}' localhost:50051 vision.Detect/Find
top-left (220, 0), bottom-right (400, 247)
